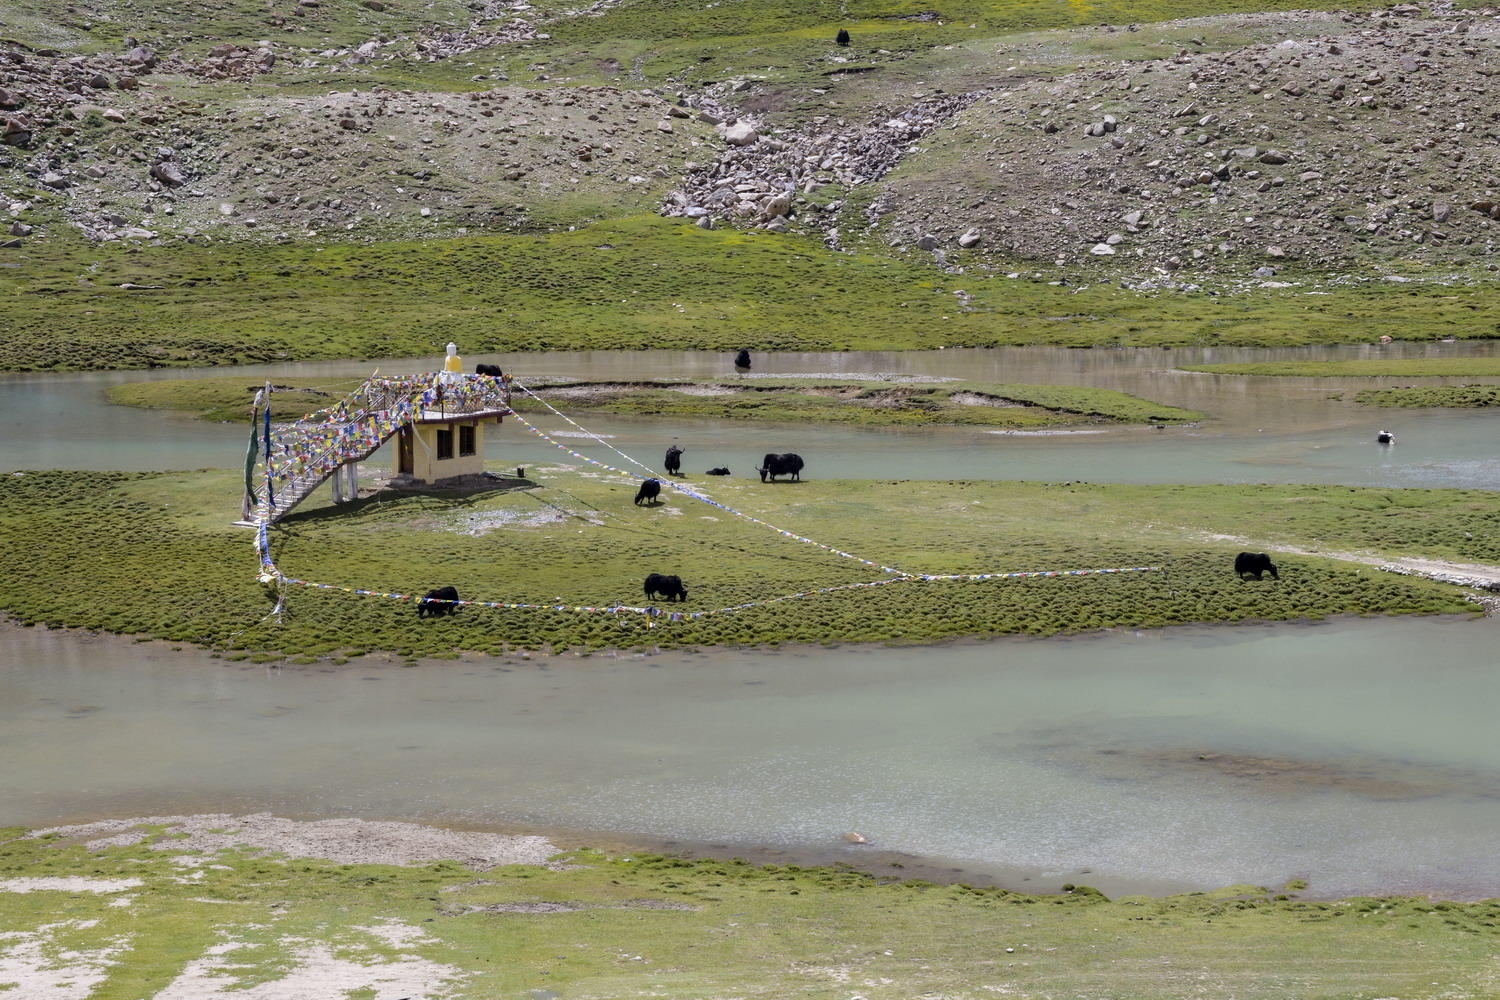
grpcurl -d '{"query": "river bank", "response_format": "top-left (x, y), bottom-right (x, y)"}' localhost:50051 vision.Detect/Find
top-left (5, 812), bottom-right (1498, 999)
top-left (9, 589), bottom-right (1500, 995)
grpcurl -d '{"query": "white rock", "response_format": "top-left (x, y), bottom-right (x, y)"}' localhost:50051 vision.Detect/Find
top-left (721, 122), bottom-right (759, 146)
top-left (1090, 243), bottom-right (1116, 255)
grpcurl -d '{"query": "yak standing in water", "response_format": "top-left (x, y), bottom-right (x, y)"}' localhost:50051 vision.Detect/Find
top-left (1234, 552), bottom-right (1279, 581)
top-left (664, 445), bottom-right (683, 476)
top-left (758, 453), bottom-right (804, 483)
top-left (635, 479), bottom-right (662, 505)
top-left (644, 573), bottom-right (688, 602)
top-left (417, 585), bottom-right (461, 618)
top-left (734, 349), bottom-right (752, 371)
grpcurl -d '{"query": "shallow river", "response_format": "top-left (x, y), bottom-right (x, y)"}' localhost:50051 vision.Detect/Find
top-left (3, 343), bottom-right (1499, 488)
top-left (4, 616), bottom-right (1498, 899)
top-left (3, 343), bottom-right (1498, 899)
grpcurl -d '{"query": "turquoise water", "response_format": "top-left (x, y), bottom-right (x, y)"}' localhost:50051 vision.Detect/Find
top-left (3, 344), bottom-right (1498, 488)
top-left (3, 616), bottom-right (1497, 898)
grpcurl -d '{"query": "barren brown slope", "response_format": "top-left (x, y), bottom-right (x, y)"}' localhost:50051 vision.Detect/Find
top-left (862, 10), bottom-right (1500, 272)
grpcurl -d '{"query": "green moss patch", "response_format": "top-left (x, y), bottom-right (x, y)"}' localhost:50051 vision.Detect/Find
top-left (1355, 385), bottom-right (1500, 408)
top-left (1180, 359), bottom-right (1500, 377)
top-left (7, 218), bottom-right (1500, 373)
top-left (0, 470), bottom-right (1487, 659)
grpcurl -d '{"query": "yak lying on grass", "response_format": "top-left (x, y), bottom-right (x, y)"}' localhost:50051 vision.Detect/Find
top-left (644, 573), bottom-right (688, 602)
top-left (1234, 552), bottom-right (1279, 580)
top-left (417, 585), bottom-right (461, 618)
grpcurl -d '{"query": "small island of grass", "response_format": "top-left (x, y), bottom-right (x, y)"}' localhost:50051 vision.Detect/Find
top-left (1355, 385), bottom-right (1500, 408)
top-left (105, 376), bottom-right (1202, 430)
top-left (2, 468), bottom-right (1492, 660)
top-left (1179, 358), bottom-right (1500, 378)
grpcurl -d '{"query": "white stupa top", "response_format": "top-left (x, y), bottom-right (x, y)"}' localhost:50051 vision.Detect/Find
top-left (441, 342), bottom-right (463, 383)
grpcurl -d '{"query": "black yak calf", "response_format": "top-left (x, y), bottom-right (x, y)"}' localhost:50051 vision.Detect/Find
top-left (635, 479), bottom-right (662, 505)
top-left (758, 453), bottom-right (804, 483)
top-left (664, 445), bottom-right (683, 476)
top-left (644, 573), bottom-right (688, 602)
top-left (417, 585), bottom-right (461, 618)
top-left (1234, 552), bottom-right (1279, 581)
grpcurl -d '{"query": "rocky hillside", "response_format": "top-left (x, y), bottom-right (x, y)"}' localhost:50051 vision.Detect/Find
top-left (2, 0), bottom-right (1499, 279)
top-left (863, 8), bottom-right (1500, 273)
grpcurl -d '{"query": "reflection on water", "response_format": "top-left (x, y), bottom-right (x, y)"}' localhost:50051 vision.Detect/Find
top-left (4, 616), bottom-right (1498, 898)
top-left (3, 344), bottom-right (1499, 488)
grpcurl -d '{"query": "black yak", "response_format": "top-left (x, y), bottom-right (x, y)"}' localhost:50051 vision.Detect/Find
top-left (635, 479), bottom-right (662, 505)
top-left (474, 363), bottom-right (504, 377)
top-left (417, 585), bottom-right (461, 618)
top-left (664, 446), bottom-right (683, 476)
top-left (835, 28), bottom-right (850, 45)
top-left (1234, 553), bottom-right (1279, 581)
top-left (705, 467), bottom-right (731, 476)
top-left (734, 349), bottom-right (752, 370)
top-left (644, 573), bottom-right (688, 602)
top-left (1377, 430), bottom-right (1395, 444)
top-left (758, 453), bottom-right (804, 483)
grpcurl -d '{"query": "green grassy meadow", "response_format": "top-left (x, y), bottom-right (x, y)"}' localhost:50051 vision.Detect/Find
top-left (1, 469), bottom-right (1489, 659)
top-left (6, 219), bottom-right (1499, 372)
top-left (4, 828), bottom-right (1499, 999)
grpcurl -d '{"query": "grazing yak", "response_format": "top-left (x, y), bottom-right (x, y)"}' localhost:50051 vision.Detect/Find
top-left (635, 479), bottom-right (662, 505)
top-left (705, 467), bottom-right (731, 476)
top-left (417, 585), bottom-right (461, 618)
top-left (1234, 552), bottom-right (1279, 581)
top-left (474, 363), bottom-right (504, 377)
top-left (758, 453), bottom-right (804, 483)
top-left (644, 573), bottom-right (688, 603)
top-left (1376, 430), bottom-right (1395, 444)
top-left (734, 349), bottom-right (752, 370)
top-left (664, 445), bottom-right (683, 476)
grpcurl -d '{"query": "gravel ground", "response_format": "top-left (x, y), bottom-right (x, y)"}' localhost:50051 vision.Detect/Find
top-left (34, 813), bottom-right (562, 869)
